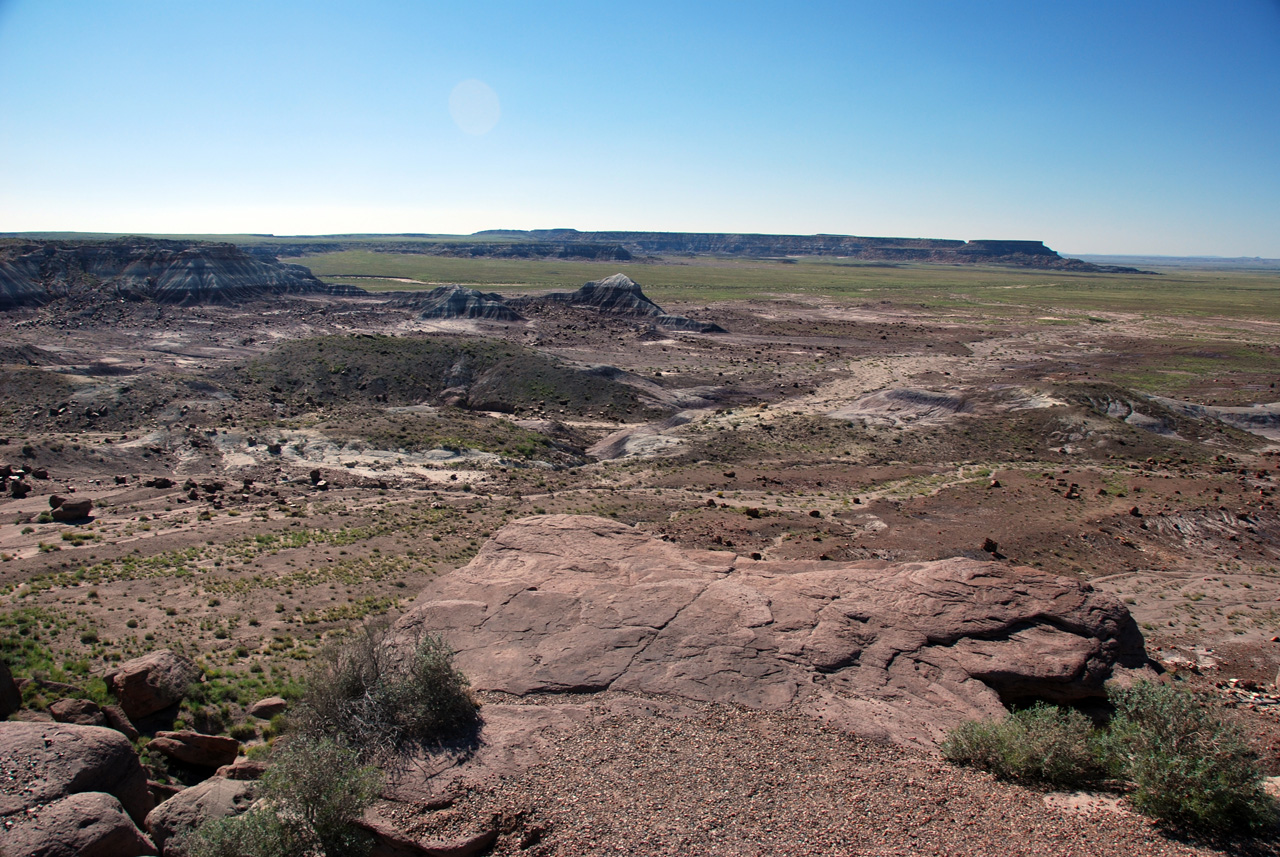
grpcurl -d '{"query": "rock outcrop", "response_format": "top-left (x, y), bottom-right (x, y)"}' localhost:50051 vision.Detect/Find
top-left (393, 515), bottom-right (1151, 748)
top-left (104, 650), bottom-right (201, 721)
top-left (526, 273), bottom-right (725, 332)
top-left (385, 284), bottom-right (524, 321)
top-left (145, 776), bottom-right (256, 856)
top-left (0, 238), bottom-right (363, 309)
top-left (4, 791), bottom-right (157, 857)
top-left (0, 721), bottom-right (154, 825)
top-left (147, 731), bottom-right (240, 769)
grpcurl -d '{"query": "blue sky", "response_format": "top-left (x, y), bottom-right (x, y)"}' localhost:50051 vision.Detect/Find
top-left (0, 1), bottom-right (1277, 256)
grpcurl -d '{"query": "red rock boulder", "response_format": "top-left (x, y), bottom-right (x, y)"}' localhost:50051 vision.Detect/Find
top-left (104, 650), bottom-right (201, 720)
top-left (148, 731), bottom-right (240, 768)
top-left (0, 721), bottom-right (153, 825)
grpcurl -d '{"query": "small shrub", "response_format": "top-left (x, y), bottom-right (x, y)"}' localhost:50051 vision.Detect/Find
top-left (294, 622), bottom-right (478, 761)
top-left (229, 722), bottom-right (257, 741)
top-left (942, 702), bottom-right (1104, 787)
top-left (187, 736), bottom-right (380, 857)
top-left (184, 806), bottom-right (291, 857)
top-left (1102, 681), bottom-right (1275, 833)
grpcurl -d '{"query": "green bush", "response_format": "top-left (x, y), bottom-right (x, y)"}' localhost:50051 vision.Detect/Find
top-left (941, 702), bottom-right (1105, 787)
top-left (294, 622), bottom-right (478, 760)
top-left (186, 736), bottom-right (380, 857)
top-left (185, 808), bottom-right (292, 857)
top-left (1103, 681), bottom-right (1275, 833)
top-left (943, 682), bottom-right (1277, 835)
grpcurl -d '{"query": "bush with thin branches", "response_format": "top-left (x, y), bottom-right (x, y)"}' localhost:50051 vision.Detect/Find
top-left (294, 622), bottom-right (479, 760)
top-left (1102, 681), bottom-right (1275, 833)
top-left (943, 682), bottom-right (1277, 835)
top-left (184, 736), bottom-right (381, 857)
top-left (942, 702), bottom-right (1105, 787)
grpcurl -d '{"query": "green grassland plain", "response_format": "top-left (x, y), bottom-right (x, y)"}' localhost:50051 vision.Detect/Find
top-left (292, 250), bottom-right (1280, 322)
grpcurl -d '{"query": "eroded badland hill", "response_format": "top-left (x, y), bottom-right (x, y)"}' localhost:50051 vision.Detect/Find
top-left (3, 236), bottom-right (1280, 855)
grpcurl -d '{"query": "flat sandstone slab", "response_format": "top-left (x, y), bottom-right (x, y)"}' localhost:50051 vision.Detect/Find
top-left (396, 515), bottom-right (1151, 748)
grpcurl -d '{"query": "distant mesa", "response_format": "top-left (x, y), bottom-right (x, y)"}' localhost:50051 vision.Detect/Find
top-left (386, 284), bottom-right (524, 322)
top-left (240, 229), bottom-right (1145, 271)
top-left (466, 230), bottom-right (1146, 272)
top-left (0, 237), bottom-right (366, 309)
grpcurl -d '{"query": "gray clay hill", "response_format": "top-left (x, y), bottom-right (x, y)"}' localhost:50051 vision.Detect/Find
top-left (0, 237), bottom-right (364, 308)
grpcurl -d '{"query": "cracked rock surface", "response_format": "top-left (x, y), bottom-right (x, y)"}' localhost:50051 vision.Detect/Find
top-left (394, 514), bottom-right (1151, 749)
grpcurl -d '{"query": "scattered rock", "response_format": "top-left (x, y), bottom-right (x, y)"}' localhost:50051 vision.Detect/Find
top-left (147, 731), bottom-right (240, 768)
top-left (145, 776), bottom-right (256, 856)
top-left (51, 498), bottom-right (93, 522)
top-left (9, 479), bottom-right (31, 498)
top-left (214, 758), bottom-right (268, 780)
top-left (49, 697), bottom-right (107, 727)
top-left (144, 477), bottom-right (174, 489)
top-left (105, 650), bottom-right (201, 720)
top-left (0, 721), bottom-right (153, 825)
top-left (981, 538), bottom-right (999, 553)
top-left (246, 696), bottom-right (287, 719)
top-left (393, 515), bottom-right (1151, 748)
top-left (3, 791), bottom-right (157, 857)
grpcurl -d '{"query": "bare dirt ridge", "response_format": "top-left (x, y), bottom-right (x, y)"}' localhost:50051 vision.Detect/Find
top-left (1, 257), bottom-right (1279, 855)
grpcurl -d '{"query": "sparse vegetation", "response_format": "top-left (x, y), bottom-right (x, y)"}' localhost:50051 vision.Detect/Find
top-left (293, 621), bottom-right (479, 760)
top-left (184, 736), bottom-right (381, 857)
top-left (1102, 681), bottom-right (1275, 833)
top-left (944, 682), bottom-right (1276, 834)
top-left (941, 702), bottom-right (1105, 787)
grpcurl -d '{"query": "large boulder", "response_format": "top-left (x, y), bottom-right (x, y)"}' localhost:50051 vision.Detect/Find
top-left (393, 515), bottom-right (1151, 748)
top-left (0, 721), bottom-right (153, 825)
top-left (3, 791), bottom-right (156, 857)
top-left (147, 731), bottom-right (240, 768)
top-left (0, 658), bottom-right (21, 718)
top-left (245, 696), bottom-right (287, 719)
top-left (50, 497), bottom-right (93, 522)
top-left (49, 697), bottom-right (107, 726)
top-left (104, 650), bottom-right (200, 720)
top-left (145, 776), bottom-right (256, 856)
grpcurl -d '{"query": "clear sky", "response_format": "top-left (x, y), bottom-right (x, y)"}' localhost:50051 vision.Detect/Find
top-left (0, 1), bottom-right (1277, 256)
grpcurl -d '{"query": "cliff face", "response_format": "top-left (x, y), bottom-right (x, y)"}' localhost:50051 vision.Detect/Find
top-left (0, 238), bottom-right (356, 309)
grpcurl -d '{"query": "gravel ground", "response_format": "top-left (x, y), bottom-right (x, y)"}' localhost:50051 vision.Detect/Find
top-left (375, 692), bottom-right (1279, 857)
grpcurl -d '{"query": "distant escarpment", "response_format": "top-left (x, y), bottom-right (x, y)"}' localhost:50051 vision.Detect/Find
top-left (0, 238), bottom-right (362, 309)
top-left (472, 230), bottom-right (1147, 272)
top-left (249, 230), bottom-right (1145, 272)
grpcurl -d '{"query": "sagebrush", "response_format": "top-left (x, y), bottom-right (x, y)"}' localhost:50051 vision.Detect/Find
top-left (943, 681), bottom-right (1276, 835)
top-left (941, 702), bottom-right (1104, 787)
top-left (185, 736), bottom-right (381, 857)
top-left (294, 621), bottom-right (479, 760)
top-left (1103, 681), bottom-right (1275, 833)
